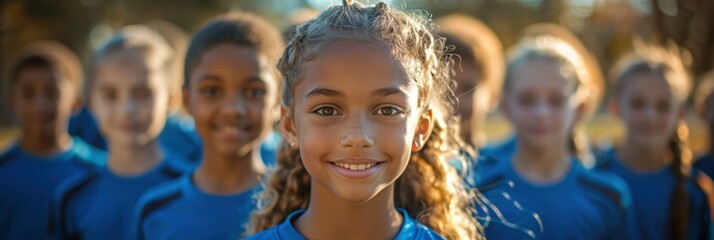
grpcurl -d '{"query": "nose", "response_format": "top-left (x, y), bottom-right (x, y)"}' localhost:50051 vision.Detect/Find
top-left (221, 93), bottom-right (248, 117)
top-left (339, 113), bottom-right (375, 149)
top-left (118, 95), bottom-right (138, 115)
top-left (531, 100), bottom-right (551, 118)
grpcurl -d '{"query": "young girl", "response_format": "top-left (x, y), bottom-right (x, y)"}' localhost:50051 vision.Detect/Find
top-left (0, 41), bottom-right (104, 240)
top-left (594, 42), bottom-right (711, 240)
top-left (52, 25), bottom-right (189, 240)
top-left (246, 1), bottom-right (480, 239)
top-left (475, 35), bottom-right (634, 239)
top-left (131, 12), bottom-right (284, 239)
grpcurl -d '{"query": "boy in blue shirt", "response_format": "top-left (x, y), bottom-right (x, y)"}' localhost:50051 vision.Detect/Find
top-left (0, 41), bottom-right (105, 239)
top-left (131, 12), bottom-right (284, 239)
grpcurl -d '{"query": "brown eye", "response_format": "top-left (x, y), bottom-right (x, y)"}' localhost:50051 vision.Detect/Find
top-left (517, 94), bottom-right (535, 107)
top-left (374, 106), bottom-right (403, 116)
top-left (313, 106), bottom-right (340, 116)
top-left (630, 98), bottom-right (644, 110)
top-left (134, 87), bottom-right (152, 100)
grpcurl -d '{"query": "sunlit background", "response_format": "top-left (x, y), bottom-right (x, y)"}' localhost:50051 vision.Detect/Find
top-left (2, 0), bottom-right (713, 152)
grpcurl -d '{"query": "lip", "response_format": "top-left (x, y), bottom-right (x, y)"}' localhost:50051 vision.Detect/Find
top-left (216, 125), bottom-right (249, 140)
top-left (328, 158), bottom-right (384, 179)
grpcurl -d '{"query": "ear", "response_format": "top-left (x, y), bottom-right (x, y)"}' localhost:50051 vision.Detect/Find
top-left (71, 96), bottom-right (84, 115)
top-left (411, 108), bottom-right (434, 151)
top-left (574, 100), bottom-right (590, 122)
top-left (279, 106), bottom-right (299, 149)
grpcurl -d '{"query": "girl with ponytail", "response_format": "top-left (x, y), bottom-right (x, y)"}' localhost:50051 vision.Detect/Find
top-left (245, 1), bottom-right (480, 239)
top-left (594, 40), bottom-right (711, 240)
top-left (475, 33), bottom-right (635, 239)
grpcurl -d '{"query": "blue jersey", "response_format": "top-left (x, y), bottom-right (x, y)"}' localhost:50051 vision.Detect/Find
top-left (475, 155), bottom-right (635, 240)
top-left (244, 208), bottom-right (444, 239)
top-left (158, 113), bottom-right (203, 166)
top-left (595, 148), bottom-right (711, 240)
top-left (132, 174), bottom-right (261, 240)
top-left (695, 154), bottom-right (714, 182)
top-left (479, 134), bottom-right (517, 161)
top-left (52, 152), bottom-right (189, 240)
top-left (68, 106), bottom-right (106, 150)
top-left (0, 138), bottom-right (104, 239)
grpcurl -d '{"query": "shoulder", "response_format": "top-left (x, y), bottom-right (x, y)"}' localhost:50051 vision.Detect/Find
top-left (473, 155), bottom-right (509, 191)
top-left (55, 169), bottom-right (101, 209)
top-left (68, 137), bottom-right (106, 167)
top-left (577, 166), bottom-right (631, 208)
top-left (0, 144), bottom-right (20, 168)
top-left (157, 155), bottom-right (191, 179)
top-left (592, 147), bottom-right (617, 170)
top-left (243, 227), bottom-right (282, 240)
top-left (411, 223), bottom-right (445, 240)
top-left (135, 178), bottom-right (185, 224)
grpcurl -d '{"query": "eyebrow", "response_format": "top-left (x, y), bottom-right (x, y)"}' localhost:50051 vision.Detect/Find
top-left (195, 74), bottom-right (265, 84)
top-left (305, 86), bottom-right (407, 98)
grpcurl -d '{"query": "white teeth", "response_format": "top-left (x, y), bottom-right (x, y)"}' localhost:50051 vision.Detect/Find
top-left (334, 162), bottom-right (377, 171)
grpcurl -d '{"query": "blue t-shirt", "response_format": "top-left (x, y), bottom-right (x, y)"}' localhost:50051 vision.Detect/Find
top-left (0, 138), bottom-right (104, 240)
top-left (68, 106), bottom-right (107, 150)
top-left (695, 154), bottom-right (714, 182)
top-left (52, 152), bottom-right (189, 240)
top-left (132, 174), bottom-right (261, 240)
top-left (595, 148), bottom-right (711, 240)
top-left (244, 208), bottom-right (444, 239)
top-left (479, 134), bottom-right (517, 162)
top-left (474, 155), bottom-right (635, 240)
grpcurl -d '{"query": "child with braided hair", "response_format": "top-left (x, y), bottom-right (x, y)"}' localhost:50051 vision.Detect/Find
top-left (245, 1), bottom-right (481, 239)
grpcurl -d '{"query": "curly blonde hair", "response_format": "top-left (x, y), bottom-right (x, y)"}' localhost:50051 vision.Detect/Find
top-left (248, 1), bottom-right (482, 239)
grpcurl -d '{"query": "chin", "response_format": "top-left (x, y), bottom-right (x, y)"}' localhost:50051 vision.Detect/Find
top-left (331, 186), bottom-right (383, 203)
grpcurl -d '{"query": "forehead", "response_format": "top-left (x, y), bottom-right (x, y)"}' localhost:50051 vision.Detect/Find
top-left (14, 66), bottom-right (63, 87)
top-left (191, 44), bottom-right (273, 83)
top-left (620, 72), bottom-right (673, 98)
top-left (510, 59), bottom-right (573, 93)
top-left (299, 40), bottom-right (412, 89)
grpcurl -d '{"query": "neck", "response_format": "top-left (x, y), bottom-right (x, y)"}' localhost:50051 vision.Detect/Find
top-left (193, 149), bottom-right (265, 195)
top-left (512, 141), bottom-right (571, 183)
top-left (618, 139), bottom-right (671, 172)
top-left (296, 183), bottom-right (402, 240)
top-left (19, 128), bottom-right (72, 156)
top-left (107, 140), bottom-right (163, 176)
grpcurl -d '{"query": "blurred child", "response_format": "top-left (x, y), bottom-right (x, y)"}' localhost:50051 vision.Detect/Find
top-left (595, 41), bottom-right (711, 240)
top-left (246, 1), bottom-right (480, 239)
top-left (0, 41), bottom-right (104, 239)
top-left (435, 14), bottom-right (504, 150)
top-left (475, 35), bottom-right (634, 239)
top-left (131, 12), bottom-right (284, 239)
top-left (52, 25), bottom-right (189, 240)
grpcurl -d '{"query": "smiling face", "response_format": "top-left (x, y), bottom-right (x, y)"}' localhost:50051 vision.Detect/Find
top-left (91, 50), bottom-right (169, 148)
top-left (185, 44), bottom-right (278, 160)
top-left (281, 40), bottom-right (431, 203)
top-left (615, 71), bottom-right (682, 149)
top-left (503, 59), bottom-right (580, 150)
